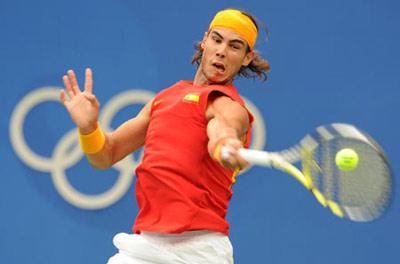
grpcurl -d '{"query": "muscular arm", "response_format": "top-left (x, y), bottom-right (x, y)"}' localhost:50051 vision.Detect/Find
top-left (206, 93), bottom-right (249, 169)
top-left (86, 99), bottom-right (152, 169)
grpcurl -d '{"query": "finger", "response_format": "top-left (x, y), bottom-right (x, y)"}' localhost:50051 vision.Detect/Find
top-left (63, 75), bottom-right (75, 98)
top-left (83, 93), bottom-right (100, 108)
top-left (236, 154), bottom-right (250, 170)
top-left (67, 69), bottom-right (81, 94)
top-left (225, 138), bottom-right (243, 149)
top-left (225, 158), bottom-right (246, 170)
top-left (222, 157), bottom-right (240, 170)
top-left (220, 146), bottom-right (248, 170)
top-left (84, 68), bottom-right (93, 94)
top-left (220, 146), bottom-right (238, 169)
top-left (220, 145), bottom-right (234, 161)
top-left (59, 89), bottom-right (69, 107)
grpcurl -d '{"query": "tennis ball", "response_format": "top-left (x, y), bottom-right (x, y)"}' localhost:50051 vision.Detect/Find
top-left (335, 148), bottom-right (359, 172)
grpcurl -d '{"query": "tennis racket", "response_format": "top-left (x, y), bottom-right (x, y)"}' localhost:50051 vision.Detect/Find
top-left (223, 123), bottom-right (393, 222)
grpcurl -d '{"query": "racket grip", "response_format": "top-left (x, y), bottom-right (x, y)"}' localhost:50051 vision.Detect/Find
top-left (221, 147), bottom-right (274, 167)
top-left (221, 147), bottom-right (283, 168)
top-left (238, 149), bottom-right (274, 167)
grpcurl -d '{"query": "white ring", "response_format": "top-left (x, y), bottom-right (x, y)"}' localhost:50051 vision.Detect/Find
top-left (50, 89), bottom-right (156, 209)
top-left (9, 87), bottom-right (266, 209)
top-left (51, 129), bottom-right (134, 209)
top-left (100, 90), bottom-right (155, 171)
top-left (9, 87), bottom-right (81, 172)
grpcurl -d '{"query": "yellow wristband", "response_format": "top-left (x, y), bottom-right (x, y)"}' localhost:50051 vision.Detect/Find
top-left (212, 140), bottom-right (224, 162)
top-left (78, 123), bottom-right (106, 154)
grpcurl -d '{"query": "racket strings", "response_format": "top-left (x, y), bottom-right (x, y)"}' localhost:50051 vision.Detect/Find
top-left (309, 137), bottom-right (391, 222)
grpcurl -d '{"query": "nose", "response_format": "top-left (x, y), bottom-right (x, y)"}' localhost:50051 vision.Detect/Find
top-left (216, 43), bottom-right (227, 58)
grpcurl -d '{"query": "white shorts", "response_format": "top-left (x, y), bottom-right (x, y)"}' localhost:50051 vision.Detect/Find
top-left (107, 230), bottom-right (234, 264)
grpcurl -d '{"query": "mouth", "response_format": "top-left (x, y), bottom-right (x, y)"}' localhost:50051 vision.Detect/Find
top-left (212, 62), bottom-right (226, 73)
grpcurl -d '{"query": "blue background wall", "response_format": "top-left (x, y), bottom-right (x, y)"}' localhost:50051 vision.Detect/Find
top-left (1, 0), bottom-right (399, 263)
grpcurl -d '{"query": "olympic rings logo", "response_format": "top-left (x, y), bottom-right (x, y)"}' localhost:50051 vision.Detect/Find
top-left (9, 87), bottom-right (266, 210)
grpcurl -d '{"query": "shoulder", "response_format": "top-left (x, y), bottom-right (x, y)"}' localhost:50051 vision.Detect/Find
top-left (206, 94), bottom-right (249, 123)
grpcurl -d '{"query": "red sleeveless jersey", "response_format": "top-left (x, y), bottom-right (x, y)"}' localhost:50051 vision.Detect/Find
top-left (133, 81), bottom-right (253, 235)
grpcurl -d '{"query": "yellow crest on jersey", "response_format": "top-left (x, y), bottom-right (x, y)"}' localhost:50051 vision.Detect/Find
top-left (183, 93), bottom-right (200, 103)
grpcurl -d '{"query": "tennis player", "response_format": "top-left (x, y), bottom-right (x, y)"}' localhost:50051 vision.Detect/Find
top-left (60, 8), bottom-right (269, 264)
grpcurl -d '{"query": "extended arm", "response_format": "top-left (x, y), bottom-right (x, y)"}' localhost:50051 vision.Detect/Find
top-left (206, 93), bottom-right (250, 169)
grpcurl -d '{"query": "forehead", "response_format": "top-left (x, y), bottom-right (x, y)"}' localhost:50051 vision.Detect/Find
top-left (209, 27), bottom-right (247, 44)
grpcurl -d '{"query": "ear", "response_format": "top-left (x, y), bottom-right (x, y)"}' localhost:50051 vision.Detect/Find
top-left (242, 50), bottom-right (255, 67)
top-left (200, 31), bottom-right (208, 50)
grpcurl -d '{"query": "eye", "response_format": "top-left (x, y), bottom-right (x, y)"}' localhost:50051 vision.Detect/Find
top-left (230, 44), bottom-right (241, 50)
top-left (212, 36), bottom-right (222, 43)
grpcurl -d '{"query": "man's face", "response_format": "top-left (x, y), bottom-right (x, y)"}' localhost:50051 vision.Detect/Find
top-left (199, 27), bottom-right (254, 85)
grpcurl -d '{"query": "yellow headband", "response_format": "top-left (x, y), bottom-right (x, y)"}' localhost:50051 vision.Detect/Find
top-left (209, 9), bottom-right (258, 50)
